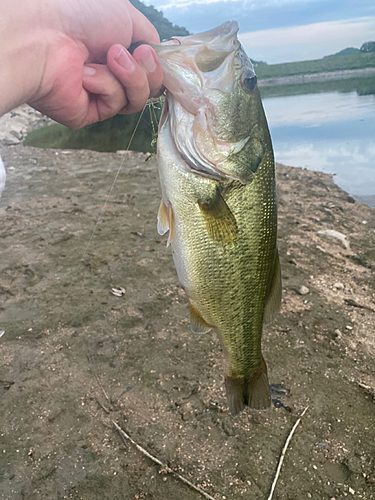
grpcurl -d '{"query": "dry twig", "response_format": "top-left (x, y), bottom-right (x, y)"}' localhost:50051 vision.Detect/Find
top-left (267, 405), bottom-right (309, 500)
top-left (87, 352), bottom-right (112, 405)
top-left (113, 421), bottom-right (216, 500)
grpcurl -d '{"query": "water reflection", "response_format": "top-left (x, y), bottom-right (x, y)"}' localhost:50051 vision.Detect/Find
top-left (24, 77), bottom-right (375, 206)
top-left (24, 108), bottom-right (161, 154)
top-left (262, 77), bottom-right (375, 206)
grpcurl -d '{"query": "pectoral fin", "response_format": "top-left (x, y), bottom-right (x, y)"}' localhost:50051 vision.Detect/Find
top-left (157, 200), bottom-right (169, 235)
top-left (263, 248), bottom-right (282, 325)
top-left (157, 200), bottom-right (175, 247)
top-left (188, 302), bottom-right (212, 334)
top-left (197, 189), bottom-right (238, 245)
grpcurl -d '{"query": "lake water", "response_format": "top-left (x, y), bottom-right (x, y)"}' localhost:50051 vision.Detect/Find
top-left (24, 76), bottom-right (375, 207)
top-left (261, 77), bottom-right (375, 207)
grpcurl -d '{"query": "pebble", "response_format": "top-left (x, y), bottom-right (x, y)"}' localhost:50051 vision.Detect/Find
top-left (296, 285), bottom-right (309, 295)
top-left (334, 329), bottom-right (342, 339)
top-left (333, 282), bottom-right (344, 290)
top-left (316, 229), bottom-right (350, 250)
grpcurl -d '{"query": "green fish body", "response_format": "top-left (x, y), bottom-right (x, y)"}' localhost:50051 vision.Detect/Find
top-left (154, 22), bottom-right (281, 416)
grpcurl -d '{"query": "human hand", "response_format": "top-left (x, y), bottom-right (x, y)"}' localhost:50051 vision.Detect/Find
top-left (2, 0), bottom-right (164, 129)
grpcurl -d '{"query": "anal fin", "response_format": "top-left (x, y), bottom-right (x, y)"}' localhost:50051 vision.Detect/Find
top-left (225, 356), bottom-right (271, 417)
top-left (188, 302), bottom-right (212, 334)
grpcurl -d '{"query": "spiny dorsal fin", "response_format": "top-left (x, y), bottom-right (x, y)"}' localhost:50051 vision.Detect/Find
top-left (188, 302), bottom-right (212, 334)
top-left (263, 248), bottom-right (282, 326)
top-left (197, 190), bottom-right (237, 245)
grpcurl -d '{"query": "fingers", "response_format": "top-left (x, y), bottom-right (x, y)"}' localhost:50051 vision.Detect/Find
top-left (132, 44), bottom-right (165, 99)
top-left (81, 64), bottom-right (127, 125)
top-left (106, 44), bottom-right (163, 114)
top-left (81, 44), bottom-right (163, 126)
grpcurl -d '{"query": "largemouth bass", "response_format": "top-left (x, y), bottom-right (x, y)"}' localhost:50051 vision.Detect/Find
top-left (153, 22), bottom-right (281, 417)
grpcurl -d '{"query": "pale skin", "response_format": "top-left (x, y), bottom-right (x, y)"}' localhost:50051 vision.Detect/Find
top-left (0, 0), bottom-right (164, 129)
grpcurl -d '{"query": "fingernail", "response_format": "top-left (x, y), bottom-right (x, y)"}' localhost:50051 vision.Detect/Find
top-left (139, 51), bottom-right (156, 73)
top-left (83, 65), bottom-right (96, 77)
top-left (116, 46), bottom-right (135, 72)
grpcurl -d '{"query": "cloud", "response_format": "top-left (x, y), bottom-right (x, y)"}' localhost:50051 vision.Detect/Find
top-left (239, 17), bottom-right (375, 63)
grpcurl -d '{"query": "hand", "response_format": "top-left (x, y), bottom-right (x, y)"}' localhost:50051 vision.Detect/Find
top-left (1, 0), bottom-right (164, 129)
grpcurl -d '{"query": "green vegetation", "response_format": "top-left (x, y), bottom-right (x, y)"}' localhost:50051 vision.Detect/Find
top-left (259, 75), bottom-right (375, 99)
top-left (24, 105), bottom-right (162, 154)
top-left (361, 41), bottom-right (375, 53)
top-left (129, 0), bottom-right (189, 40)
top-left (255, 51), bottom-right (375, 80)
top-left (324, 47), bottom-right (359, 58)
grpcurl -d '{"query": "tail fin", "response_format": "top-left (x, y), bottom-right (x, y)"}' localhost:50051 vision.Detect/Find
top-left (225, 356), bottom-right (271, 417)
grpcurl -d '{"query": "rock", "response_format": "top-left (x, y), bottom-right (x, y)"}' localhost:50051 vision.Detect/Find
top-left (0, 155), bottom-right (5, 197)
top-left (334, 329), bottom-right (342, 339)
top-left (296, 285), bottom-right (309, 295)
top-left (333, 282), bottom-right (344, 290)
top-left (0, 104), bottom-right (52, 146)
top-left (316, 229), bottom-right (350, 250)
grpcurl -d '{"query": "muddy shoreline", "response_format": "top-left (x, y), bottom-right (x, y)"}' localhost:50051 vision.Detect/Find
top-left (0, 110), bottom-right (374, 499)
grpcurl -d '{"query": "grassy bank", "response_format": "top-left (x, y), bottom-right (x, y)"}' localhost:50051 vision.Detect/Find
top-left (255, 51), bottom-right (375, 79)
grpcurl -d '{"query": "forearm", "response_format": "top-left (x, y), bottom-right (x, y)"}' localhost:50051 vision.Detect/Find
top-left (0, 0), bottom-right (47, 115)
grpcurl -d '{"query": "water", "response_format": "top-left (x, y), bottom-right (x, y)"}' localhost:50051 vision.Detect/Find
top-left (261, 76), bottom-right (375, 207)
top-left (24, 77), bottom-right (375, 207)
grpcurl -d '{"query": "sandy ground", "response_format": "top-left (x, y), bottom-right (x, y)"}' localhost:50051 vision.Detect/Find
top-left (0, 109), bottom-right (375, 500)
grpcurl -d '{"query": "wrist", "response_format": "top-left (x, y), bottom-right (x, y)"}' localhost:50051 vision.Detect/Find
top-left (0, 0), bottom-right (49, 115)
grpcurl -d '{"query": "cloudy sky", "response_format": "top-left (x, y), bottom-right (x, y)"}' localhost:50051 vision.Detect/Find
top-left (144, 0), bottom-right (375, 63)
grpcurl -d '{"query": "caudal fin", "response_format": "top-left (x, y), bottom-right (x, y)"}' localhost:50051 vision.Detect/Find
top-left (225, 356), bottom-right (271, 417)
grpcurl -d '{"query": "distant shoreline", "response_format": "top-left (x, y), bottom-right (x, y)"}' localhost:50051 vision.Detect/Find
top-left (258, 67), bottom-right (375, 87)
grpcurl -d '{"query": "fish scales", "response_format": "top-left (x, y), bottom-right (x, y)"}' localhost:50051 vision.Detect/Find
top-left (153, 21), bottom-right (281, 416)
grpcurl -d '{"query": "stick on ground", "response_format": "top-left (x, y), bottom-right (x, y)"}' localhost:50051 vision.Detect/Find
top-left (113, 421), bottom-right (216, 500)
top-left (267, 405), bottom-right (309, 500)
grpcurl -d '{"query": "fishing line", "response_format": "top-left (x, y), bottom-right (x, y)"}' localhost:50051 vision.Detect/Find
top-left (55, 106), bottom-right (147, 328)
top-left (77, 106), bottom-right (146, 262)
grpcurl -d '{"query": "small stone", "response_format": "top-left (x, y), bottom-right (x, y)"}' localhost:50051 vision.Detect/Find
top-left (348, 487), bottom-right (355, 494)
top-left (316, 229), bottom-right (350, 250)
top-left (296, 285), bottom-right (309, 295)
top-left (345, 325), bottom-right (353, 330)
top-left (333, 282), bottom-right (344, 290)
top-left (334, 329), bottom-right (342, 339)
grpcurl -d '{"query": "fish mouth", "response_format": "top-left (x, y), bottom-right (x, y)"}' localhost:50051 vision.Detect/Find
top-left (154, 22), bottom-right (255, 182)
top-left (150, 21), bottom-right (241, 111)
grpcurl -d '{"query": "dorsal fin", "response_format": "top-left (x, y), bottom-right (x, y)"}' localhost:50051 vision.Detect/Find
top-left (263, 248), bottom-right (282, 325)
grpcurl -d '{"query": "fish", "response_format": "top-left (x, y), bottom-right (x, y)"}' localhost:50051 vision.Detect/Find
top-left (152, 21), bottom-right (281, 417)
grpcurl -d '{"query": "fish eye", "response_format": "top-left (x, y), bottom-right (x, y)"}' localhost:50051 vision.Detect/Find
top-left (242, 70), bottom-right (257, 93)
